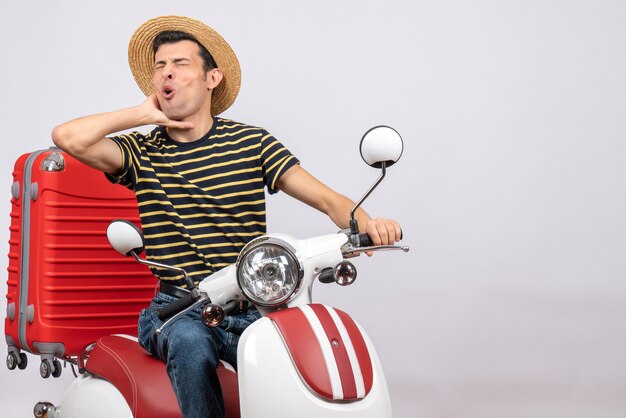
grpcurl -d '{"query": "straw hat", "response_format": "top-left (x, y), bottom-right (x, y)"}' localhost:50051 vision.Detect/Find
top-left (128, 15), bottom-right (241, 116)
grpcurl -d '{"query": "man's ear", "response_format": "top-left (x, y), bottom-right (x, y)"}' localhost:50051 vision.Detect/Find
top-left (207, 68), bottom-right (224, 91)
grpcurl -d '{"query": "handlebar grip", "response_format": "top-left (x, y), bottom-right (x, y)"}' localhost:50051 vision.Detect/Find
top-left (358, 230), bottom-right (403, 247)
top-left (156, 293), bottom-right (196, 321)
top-left (358, 233), bottom-right (373, 247)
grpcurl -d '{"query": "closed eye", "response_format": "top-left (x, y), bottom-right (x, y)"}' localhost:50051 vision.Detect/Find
top-left (172, 58), bottom-right (191, 66)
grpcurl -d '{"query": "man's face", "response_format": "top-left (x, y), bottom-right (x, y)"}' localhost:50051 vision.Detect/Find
top-left (152, 40), bottom-right (212, 120)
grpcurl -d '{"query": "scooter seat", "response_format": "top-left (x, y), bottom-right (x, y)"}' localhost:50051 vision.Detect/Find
top-left (85, 334), bottom-right (240, 418)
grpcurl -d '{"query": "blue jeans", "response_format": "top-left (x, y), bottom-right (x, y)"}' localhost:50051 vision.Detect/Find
top-left (137, 292), bottom-right (260, 418)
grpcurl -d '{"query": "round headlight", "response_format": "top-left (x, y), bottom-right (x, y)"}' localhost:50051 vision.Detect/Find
top-left (236, 238), bottom-right (302, 307)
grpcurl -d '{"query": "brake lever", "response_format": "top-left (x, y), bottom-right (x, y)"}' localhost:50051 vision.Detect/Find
top-left (342, 244), bottom-right (410, 258)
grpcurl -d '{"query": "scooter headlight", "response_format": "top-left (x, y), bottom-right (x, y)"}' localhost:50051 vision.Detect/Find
top-left (236, 237), bottom-right (303, 307)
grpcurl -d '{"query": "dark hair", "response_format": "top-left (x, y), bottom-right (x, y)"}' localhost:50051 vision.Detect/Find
top-left (152, 30), bottom-right (217, 72)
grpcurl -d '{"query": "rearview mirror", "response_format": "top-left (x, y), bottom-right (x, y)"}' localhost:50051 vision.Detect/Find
top-left (349, 126), bottom-right (404, 238)
top-left (360, 125), bottom-right (403, 168)
top-left (106, 220), bottom-right (145, 256)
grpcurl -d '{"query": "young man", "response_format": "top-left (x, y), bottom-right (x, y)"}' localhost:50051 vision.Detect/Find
top-left (52, 15), bottom-right (402, 418)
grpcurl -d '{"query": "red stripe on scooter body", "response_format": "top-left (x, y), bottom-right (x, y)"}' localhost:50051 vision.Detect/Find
top-left (268, 304), bottom-right (374, 400)
top-left (336, 308), bottom-right (374, 394)
top-left (309, 304), bottom-right (358, 399)
top-left (267, 307), bottom-right (333, 399)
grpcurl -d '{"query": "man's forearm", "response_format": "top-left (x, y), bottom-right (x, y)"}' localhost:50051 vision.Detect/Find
top-left (325, 194), bottom-right (372, 231)
top-left (52, 105), bottom-right (150, 155)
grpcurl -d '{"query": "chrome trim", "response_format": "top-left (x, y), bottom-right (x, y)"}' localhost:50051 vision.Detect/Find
top-left (341, 243), bottom-right (410, 258)
top-left (33, 401), bottom-right (58, 417)
top-left (236, 237), bottom-right (304, 307)
top-left (130, 251), bottom-right (200, 298)
top-left (40, 152), bottom-right (65, 172)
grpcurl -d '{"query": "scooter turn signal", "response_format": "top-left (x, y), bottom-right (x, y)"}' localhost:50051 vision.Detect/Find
top-left (201, 303), bottom-right (225, 327)
top-left (33, 401), bottom-right (58, 418)
top-left (334, 261), bottom-right (357, 286)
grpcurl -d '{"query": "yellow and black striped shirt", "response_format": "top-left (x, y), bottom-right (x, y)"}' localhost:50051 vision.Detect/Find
top-left (106, 117), bottom-right (299, 287)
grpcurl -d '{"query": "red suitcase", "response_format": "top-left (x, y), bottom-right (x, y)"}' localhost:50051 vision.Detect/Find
top-left (5, 149), bottom-right (156, 378)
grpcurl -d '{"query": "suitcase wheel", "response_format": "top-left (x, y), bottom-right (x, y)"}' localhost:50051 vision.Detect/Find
top-left (40, 359), bottom-right (51, 378)
top-left (40, 358), bottom-right (62, 378)
top-left (18, 353), bottom-right (28, 370)
top-left (52, 359), bottom-right (62, 378)
top-left (6, 352), bottom-right (27, 370)
top-left (6, 353), bottom-right (17, 370)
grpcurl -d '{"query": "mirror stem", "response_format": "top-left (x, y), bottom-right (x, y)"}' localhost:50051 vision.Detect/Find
top-left (349, 162), bottom-right (387, 236)
top-left (130, 251), bottom-right (199, 295)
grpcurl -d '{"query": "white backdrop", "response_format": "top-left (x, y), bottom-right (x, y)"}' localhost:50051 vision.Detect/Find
top-left (2, 1), bottom-right (626, 417)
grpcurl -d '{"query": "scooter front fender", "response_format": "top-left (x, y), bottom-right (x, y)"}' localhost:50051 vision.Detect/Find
top-left (238, 306), bottom-right (392, 418)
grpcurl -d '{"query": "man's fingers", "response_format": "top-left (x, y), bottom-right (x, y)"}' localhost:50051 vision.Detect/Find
top-left (376, 222), bottom-right (390, 245)
top-left (365, 219), bottom-right (403, 246)
top-left (392, 220), bottom-right (402, 241)
top-left (365, 221), bottom-right (381, 246)
top-left (381, 219), bottom-right (402, 243)
top-left (365, 219), bottom-right (389, 245)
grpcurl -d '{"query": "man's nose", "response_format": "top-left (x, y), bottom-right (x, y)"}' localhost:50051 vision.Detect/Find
top-left (162, 64), bottom-right (175, 80)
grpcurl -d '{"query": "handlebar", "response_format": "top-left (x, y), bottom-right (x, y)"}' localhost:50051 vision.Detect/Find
top-left (358, 233), bottom-right (373, 247)
top-left (357, 231), bottom-right (404, 247)
top-left (156, 293), bottom-right (198, 321)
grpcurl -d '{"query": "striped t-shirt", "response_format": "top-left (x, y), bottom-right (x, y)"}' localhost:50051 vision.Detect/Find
top-left (105, 117), bottom-right (299, 287)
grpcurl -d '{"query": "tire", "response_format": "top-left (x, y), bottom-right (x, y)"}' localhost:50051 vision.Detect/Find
top-left (52, 359), bottom-right (62, 378)
top-left (6, 353), bottom-right (17, 370)
top-left (40, 360), bottom-right (51, 379)
top-left (17, 353), bottom-right (28, 370)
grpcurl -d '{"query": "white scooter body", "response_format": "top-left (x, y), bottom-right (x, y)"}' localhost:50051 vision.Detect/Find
top-left (52, 234), bottom-right (393, 418)
top-left (204, 233), bottom-right (393, 417)
top-left (238, 317), bottom-right (391, 418)
top-left (58, 374), bottom-right (133, 418)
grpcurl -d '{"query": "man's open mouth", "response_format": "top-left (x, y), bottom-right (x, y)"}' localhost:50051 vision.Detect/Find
top-left (162, 86), bottom-right (175, 99)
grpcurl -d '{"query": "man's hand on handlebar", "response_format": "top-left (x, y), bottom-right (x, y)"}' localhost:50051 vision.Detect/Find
top-left (362, 218), bottom-right (402, 256)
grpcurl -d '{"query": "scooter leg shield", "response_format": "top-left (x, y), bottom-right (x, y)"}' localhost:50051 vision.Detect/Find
top-left (237, 307), bottom-right (392, 418)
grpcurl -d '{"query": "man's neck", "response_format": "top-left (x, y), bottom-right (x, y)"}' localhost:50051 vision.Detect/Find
top-left (166, 111), bottom-right (214, 143)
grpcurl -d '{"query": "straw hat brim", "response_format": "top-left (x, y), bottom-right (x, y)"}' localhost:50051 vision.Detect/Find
top-left (128, 15), bottom-right (241, 116)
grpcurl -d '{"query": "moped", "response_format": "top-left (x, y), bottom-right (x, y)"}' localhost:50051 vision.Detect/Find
top-left (33, 125), bottom-right (409, 418)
